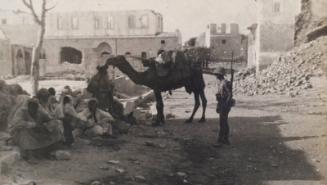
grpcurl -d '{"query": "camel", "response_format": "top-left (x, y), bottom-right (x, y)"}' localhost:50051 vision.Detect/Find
top-left (89, 49), bottom-right (208, 126)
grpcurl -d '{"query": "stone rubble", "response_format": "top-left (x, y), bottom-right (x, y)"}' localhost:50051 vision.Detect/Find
top-left (234, 36), bottom-right (327, 96)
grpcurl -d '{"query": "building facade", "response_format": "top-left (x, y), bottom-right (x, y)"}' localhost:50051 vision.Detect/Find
top-left (0, 10), bottom-right (36, 77)
top-left (43, 10), bottom-right (182, 77)
top-left (197, 23), bottom-right (248, 63)
top-left (252, 0), bottom-right (301, 70)
top-left (0, 9), bottom-right (181, 77)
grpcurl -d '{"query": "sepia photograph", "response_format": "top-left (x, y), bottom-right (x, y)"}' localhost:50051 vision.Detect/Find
top-left (0, 0), bottom-right (326, 184)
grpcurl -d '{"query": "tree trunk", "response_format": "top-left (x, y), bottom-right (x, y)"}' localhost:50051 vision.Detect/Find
top-left (31, 25), bottom-right (45, 96)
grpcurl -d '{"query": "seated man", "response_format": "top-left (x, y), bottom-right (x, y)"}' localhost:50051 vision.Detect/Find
top-left (154, 50), bottom-right (174, 77)
top-left (78, 99), bottom-right (114, 137)
top-left (36, 88), bottom-right (53, 116)
top-left (9, 98), bottom-right (63, 161)
top-left (55, 95), bottom-right (82, 146)
top-left (48, 87), bottom-right (58, 115)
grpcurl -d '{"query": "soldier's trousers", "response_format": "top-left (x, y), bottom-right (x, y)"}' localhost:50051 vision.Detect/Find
top-left (218, 110), bottom-right (230, 142)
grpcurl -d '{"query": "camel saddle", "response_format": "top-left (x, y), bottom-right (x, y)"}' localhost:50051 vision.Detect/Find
top-left (155, 51), bottom-right (191, 78)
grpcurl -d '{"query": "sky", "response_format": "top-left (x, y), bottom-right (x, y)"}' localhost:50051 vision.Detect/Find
top-left (0, 0), bottom-right (257, 41)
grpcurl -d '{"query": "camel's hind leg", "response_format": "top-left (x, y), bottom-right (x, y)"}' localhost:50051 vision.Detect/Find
top-left (185, 91), bottom-right (200, 123)
top-left (198, 89), bottom-right (207, 123)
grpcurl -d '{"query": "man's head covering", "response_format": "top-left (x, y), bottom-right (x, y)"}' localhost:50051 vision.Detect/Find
top-left (36, 88), bottom-right (50, 100)
top-left (87, 98), bottom-right (98, 104)
top-left (213, 67), bottom-right (226, 76)
top-left (27, 98), bottom-right (39, 109)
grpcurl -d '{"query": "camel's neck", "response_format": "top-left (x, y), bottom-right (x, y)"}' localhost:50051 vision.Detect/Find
top-left (108, 58), bottom-right (144, 85)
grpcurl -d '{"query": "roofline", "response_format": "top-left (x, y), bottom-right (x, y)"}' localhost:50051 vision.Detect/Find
top-left (48, 9), bottom-right (162, 15)
top-left (44, 34), bottom-right (178, 40)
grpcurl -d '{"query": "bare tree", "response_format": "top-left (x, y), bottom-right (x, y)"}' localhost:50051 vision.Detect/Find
top-left (21, 0), bottom-right (55, 95)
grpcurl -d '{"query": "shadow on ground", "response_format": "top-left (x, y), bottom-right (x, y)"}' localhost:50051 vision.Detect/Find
top-left (83, 115), bottom-right (321, 185)
top-left (145, 116), bottom-right (321, 185)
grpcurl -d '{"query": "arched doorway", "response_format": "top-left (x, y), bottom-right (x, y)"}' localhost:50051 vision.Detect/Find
top-left (94, 42), bottom-right (114, 78)
top-left (24, 51), bottom-right (32, 75)
top-left (95, 42), bottom-right (112, 58)
top-left (16, 49), bottom-right (25, 75)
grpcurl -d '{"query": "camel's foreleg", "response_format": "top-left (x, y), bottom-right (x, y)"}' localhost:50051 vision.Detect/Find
top-left (153, 90), bottom-right (165, 126)
top-left (198, 89), bottom-right (207, 123)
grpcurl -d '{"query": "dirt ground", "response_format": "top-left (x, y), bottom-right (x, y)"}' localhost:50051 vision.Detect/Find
top-left (5, 74), bottom-right (327, 185)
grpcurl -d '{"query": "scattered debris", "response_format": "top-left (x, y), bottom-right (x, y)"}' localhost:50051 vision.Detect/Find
top-left (134, 175), bottom-right (146, 182)
top-left (52, 150), bottom-right (71, 161)
top-left (99, 165), bottom-right (110, 171)
top-left (115, 168), bottom-right (125, 174)
top-left (234, 36), bottom-right (327, 96)
top-left (90, 180), bottom-right (102, 185)
top-left (176, 171), bottom-right (187, 177)
top-left (107, 160), bottom-right (120, 165)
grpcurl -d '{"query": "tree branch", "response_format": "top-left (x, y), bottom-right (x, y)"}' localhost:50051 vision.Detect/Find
top-left (21, 0), bottom-right (42, 24)
top-left (45, 1), bottom-right (57, 12)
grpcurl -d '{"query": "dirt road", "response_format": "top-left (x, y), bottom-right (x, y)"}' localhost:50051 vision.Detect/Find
top-left (7, 74), bottom-right (327, 185)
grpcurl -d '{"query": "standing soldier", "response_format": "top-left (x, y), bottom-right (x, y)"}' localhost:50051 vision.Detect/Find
top-left (214, 67), bottom-right (233, 145)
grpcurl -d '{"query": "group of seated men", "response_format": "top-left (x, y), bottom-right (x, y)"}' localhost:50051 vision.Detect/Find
top-left (8, 86), bottom-right (116, 161)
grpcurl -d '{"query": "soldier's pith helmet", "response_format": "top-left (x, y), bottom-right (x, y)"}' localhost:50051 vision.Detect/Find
top-left (213, 67), bottom-right (226, 76)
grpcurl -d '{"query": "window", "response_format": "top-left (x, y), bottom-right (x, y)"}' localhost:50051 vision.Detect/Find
top-left (71, 16), bottom-right (79, 30)
top-left (106, 16), bottom-right (114, 29)
top-left (138, 15), bottom-right (148, 28)
top-left (94, 17), bottom-right (101, 29)
top-left (1, 19), bottom-right (7, 25)
top-left (129, 14), bottom-right (149, 29)
top-left (128, 15), bottom-right (136, 29)
top-left (273, 2), bottom-right (281, 13)
top-left (57, 16), bottom-right (63, 30)
top-left (60, 47), bottom-right (82, 64)
top-left (222, 39), bottom-right (226, 44)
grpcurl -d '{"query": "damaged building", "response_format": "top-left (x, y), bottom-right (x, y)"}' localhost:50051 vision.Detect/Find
top-left (197, 23), bottom-right (248, 65)
top-left (0, 9), bottom-right (182, 77)
top-left (249, 0), bottom-right (327, 72)
top-left (0, 9), bottom-right (37, 77)
top-left (43, 10), bottom-right (182, 77)
top-left (248, 0), bottom-right (302, 71)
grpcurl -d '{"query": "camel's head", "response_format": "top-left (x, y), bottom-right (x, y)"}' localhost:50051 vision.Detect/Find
top-left (106, 55), bottom-right (126, 67)
top-left (96, 64), bottom-right (108, 75)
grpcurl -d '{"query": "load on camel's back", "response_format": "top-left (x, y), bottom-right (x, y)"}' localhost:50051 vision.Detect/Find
top-left (0, 80), bottom-right (29, 131)
top-left (90, 47), bottom-right (210, 126)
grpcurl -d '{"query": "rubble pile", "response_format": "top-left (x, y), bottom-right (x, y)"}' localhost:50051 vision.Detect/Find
top-left (234, 36), bottom-right (327, 96)
top-left (295, 0), bottom-right (327, 45)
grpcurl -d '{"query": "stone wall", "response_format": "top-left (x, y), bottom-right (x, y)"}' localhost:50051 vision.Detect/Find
top-left (42, 36), bottom-right (179, 79)
top-left (260, 23), bottom-right (295, 52)
top-left (0, 40), bottom-right (11, 77)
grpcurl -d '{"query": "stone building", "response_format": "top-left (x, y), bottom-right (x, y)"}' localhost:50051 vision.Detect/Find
top-left (0, 9), bottom-right (182, 77)
top-left (0, 10), bottom-right (36, 77)
top-left (43, 10), bottom-right (182, 77)
top-left (249, 0), bottom-right (301, 70)
top-left (197, 23), bottom-right (248, 64)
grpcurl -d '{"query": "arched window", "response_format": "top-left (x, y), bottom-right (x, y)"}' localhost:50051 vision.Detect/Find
top-left (60, 47), bottom-right (82, 64)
